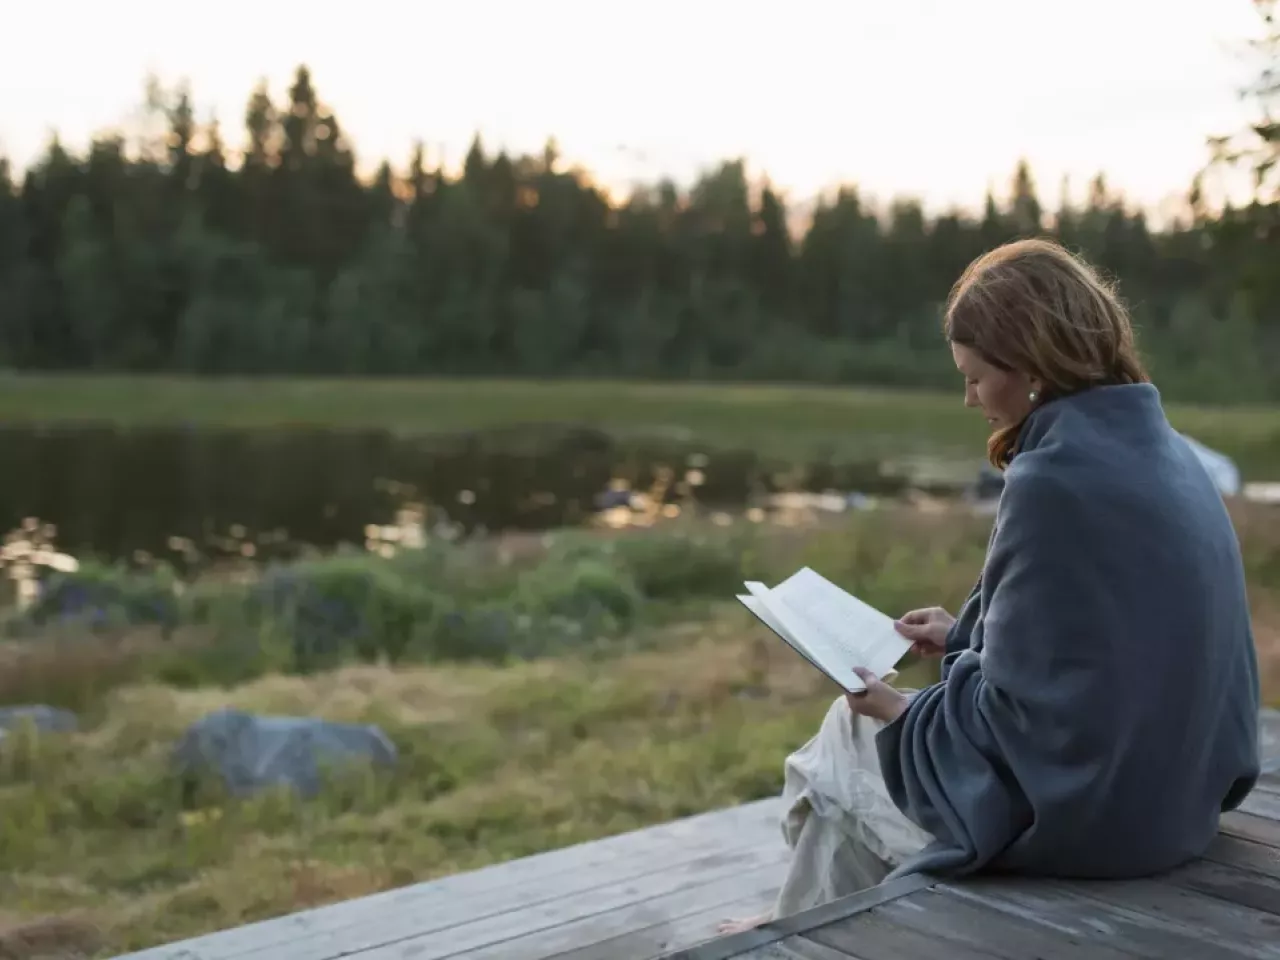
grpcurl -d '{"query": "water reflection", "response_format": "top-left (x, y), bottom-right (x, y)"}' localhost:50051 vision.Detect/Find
top-left (2, 518), bottom-right (79, 610)
top-left (0, 424), bottom-right (957, 568)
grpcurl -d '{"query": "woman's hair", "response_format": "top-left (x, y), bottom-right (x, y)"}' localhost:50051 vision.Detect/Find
top-left (943, 237), bottom-right (1150, 468)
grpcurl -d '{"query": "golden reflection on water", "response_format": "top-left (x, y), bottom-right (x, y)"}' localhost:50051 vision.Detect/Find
top-left (2, 518), bottom-right (79, 611)
top-left (364, 502), bottom-right (429, 556)
top-left (0, 450), bottom-right (993, 611)
top-left (582, 449), bottom-right (906, 532)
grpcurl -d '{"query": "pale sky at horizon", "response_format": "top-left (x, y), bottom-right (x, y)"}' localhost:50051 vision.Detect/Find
top-left (1, 0), bottom-right (1269, 219)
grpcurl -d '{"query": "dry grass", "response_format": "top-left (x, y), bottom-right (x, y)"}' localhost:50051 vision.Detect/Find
top-left (0, 612), bottom-right (866, 956)
top-left (0, 915), bottom-right (102, 960)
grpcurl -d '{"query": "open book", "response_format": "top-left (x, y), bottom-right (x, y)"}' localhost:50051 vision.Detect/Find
top-left (737, 567), bottom-right (913, 693)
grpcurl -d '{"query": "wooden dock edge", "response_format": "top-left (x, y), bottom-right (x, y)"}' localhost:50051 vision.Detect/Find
top-left (657, 873), bottom-right (936, 960)
top-left (663, 706), bottom-right (1280, 960)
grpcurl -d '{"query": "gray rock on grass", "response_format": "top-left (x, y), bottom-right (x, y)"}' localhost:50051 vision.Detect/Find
top-left (0, 705), bottom-right (79, 741)
top-left (172, 708), bottom-right (398, 798)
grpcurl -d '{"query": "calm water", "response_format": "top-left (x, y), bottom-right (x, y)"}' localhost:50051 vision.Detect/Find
top-left (0, 424), bottom-right (931, 568)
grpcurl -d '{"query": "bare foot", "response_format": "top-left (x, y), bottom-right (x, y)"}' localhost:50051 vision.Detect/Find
top-left (716, 910), bottom-right (772, 935)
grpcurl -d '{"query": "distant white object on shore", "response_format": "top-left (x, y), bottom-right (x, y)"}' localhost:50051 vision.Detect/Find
top-left (1180, 434), bottom-right (1241, 498)
top-left (1244, 482), bottom-right (1280, 504)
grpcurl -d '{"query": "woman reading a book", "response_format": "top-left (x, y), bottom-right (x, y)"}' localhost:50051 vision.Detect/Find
top-left (720, 237), bottom-right (1261, 935)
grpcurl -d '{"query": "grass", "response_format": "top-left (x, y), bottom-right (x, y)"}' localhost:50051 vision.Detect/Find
top-left (5, 372), bottom-right (1280, 475)
top-left (2, 503), bottom-right (1279, 957)
top-left (0, 621), bottom-right (860, 957)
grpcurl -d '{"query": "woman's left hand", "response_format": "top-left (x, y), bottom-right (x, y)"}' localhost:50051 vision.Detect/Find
top-left (846, 667), bottom-right (909, 724)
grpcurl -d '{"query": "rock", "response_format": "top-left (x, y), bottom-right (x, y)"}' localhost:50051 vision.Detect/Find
top-left (0, 705), bottom-right (79, 740)
top-left (172, 708), bottom-right (398, 799)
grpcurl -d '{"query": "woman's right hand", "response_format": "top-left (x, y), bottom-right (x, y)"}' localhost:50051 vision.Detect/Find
top-left (894, 607), bottom-right (955, 658)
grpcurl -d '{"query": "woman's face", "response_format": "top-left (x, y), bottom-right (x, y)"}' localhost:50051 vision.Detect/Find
top-left (951, 342), bottom-right (1041, 431)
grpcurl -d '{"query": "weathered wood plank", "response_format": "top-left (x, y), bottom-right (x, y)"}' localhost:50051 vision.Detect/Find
top-left (731, 938), bottom-right (855, 960)
top-left (111, 798), bottom-right (784, 960)
top-left (1222, 810), bottom-right (1280, 847)
top-left (658, 875), bottom-right (935, 960)
top-left (1260, 708), bottom-right (1280, 771)
top-left (452, 849), bottom-right (787, 960)
top-left (806, 910), bottom-right (1004, 960)
top-left (1240, 789), bottom-right (1280, 823)
top-left (866, 889), bottom-right (1138, 960)
top-left (1167, 856), bottom-right (1280, 917)
top-left (1201, 833), bottom-right (1280, 879)
top-left (545, 888), bottom-right (782, 960)
top-left (1059, 876), bottom-right (1280, 956)
top-left (1254, 772), bottom-right (1280, 795)
top-left (337, 844), bottom-right (789, 960)
top-left (946, 877), bottom-right (1280, 960)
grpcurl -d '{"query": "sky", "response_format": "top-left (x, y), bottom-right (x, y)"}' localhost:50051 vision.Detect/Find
top-left (0, 0), bottom-right (1269, 219)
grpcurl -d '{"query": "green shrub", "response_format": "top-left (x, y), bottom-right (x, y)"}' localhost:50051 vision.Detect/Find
top-left (244, 554), bottom-right (443, 671)
top-left (10, 562), bottom-right (180, 635)
top-left (610, 532), bottom-right (745, 599)
top-left (516, 556), bottom-right (641, 627)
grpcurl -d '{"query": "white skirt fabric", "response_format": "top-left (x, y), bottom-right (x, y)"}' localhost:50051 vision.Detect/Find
top-left (771, 695), bottom-right (934, 917)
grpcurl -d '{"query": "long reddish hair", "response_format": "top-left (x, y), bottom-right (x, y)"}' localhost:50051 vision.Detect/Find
top-left (944, 238), bottom-right (1151, 468)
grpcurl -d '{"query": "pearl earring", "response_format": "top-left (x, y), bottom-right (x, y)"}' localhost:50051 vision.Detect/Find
top-left (1029, 390), bottom-right (1039, 402)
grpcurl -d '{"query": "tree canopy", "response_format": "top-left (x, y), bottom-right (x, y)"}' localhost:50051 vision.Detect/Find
top-left (1, 35), bottom-right (1277, 401)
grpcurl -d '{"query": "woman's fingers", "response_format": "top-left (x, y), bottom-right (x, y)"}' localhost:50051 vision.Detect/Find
top-left (894, 618), bottom-right (923, 637)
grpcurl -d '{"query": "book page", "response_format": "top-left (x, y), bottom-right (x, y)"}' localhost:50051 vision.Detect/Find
top-left (743, 579), bottom-right (871, 692)
top-left (736, 592), bottom-right (806, 655)
top-left (770, 568), bottom-right (913, 680)
top-left (741, 581), bottom-right (814, 659)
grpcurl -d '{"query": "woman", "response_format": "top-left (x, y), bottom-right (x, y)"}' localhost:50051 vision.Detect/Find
top-left (721, 237), bottom-right (1261, 934)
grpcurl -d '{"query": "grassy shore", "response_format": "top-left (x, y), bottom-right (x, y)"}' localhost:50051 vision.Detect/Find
top-left (5, 373), bottom-right (1280, 474)
top-left (1, 504), bottom-right (1278, 957)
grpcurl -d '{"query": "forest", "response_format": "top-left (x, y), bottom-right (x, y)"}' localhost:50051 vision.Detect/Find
top-left (0, 4), bottom-right (1276, 401)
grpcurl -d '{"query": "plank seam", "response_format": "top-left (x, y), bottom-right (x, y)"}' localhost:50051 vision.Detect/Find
top-left (109, 802), bottom-right (787, 959)
top-left (655, 872), bottom-right (936, 960)
top-left (513, 867), bottom-right (786, 960)
top-left (428, 852), bottom-right (791, 960)
top-left (272, 845), bottom-right (790, 960)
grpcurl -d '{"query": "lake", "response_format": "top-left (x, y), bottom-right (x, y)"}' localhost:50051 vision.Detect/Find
top-left (0, 424), bottom-right (969, 570)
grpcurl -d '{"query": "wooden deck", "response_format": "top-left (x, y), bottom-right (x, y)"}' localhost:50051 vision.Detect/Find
top-left (112, 709), bottom-right (1280, 960)
top-left (669, 708), bottom-right (1280, 960)
top-left (111, 796), bottom-right (790, 960)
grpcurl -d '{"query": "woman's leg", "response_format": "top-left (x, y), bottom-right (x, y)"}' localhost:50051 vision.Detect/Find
top-left (716, 808), bottom-right (896, 933)
top-left (717, 695), bottom-right (930, 933)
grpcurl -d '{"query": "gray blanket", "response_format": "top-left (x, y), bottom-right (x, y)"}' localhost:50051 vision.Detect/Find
top-left (877, 382), bottom-right (1261, 880)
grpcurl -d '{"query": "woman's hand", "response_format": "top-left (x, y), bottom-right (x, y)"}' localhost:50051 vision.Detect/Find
top-left (894, 606), bottom-right (955, 658)
top-left (846, 668), bottom-right (909, 724)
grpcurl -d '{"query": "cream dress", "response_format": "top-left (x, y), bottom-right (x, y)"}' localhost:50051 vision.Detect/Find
top-left (770, 695), bottom-right (934, 917)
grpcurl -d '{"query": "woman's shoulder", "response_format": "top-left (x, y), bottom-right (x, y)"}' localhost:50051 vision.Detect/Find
top-left (1001, 445), bottom-right (1078, 507)
top-left (999, 430), bottom-right (1135, 532)
top-left (1003, 403), bottom-right (1228, 538)
top-left (995, 459), bottom-right (1084, 537)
